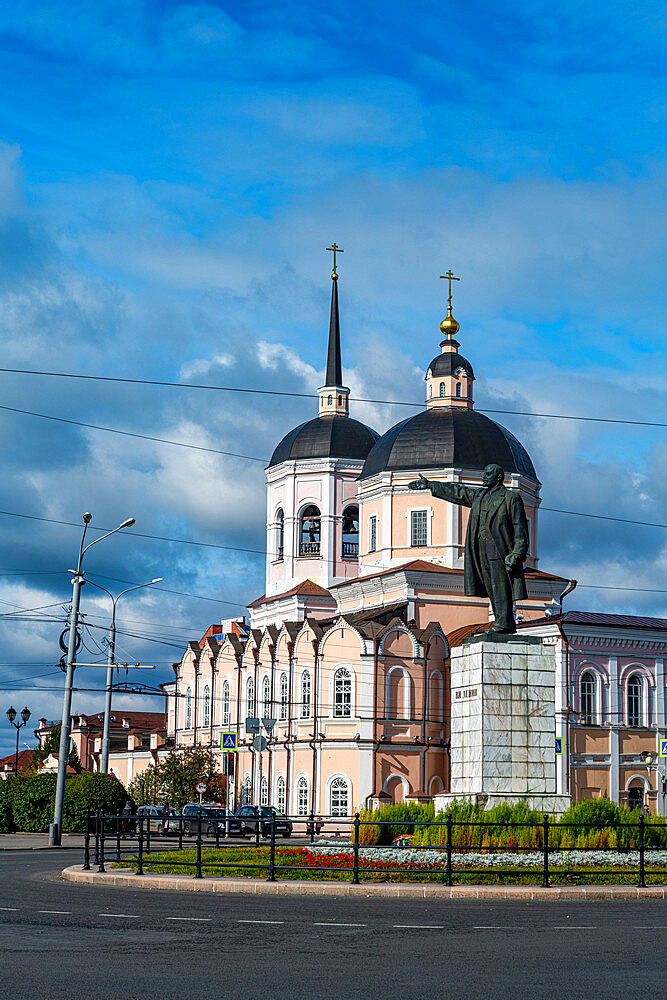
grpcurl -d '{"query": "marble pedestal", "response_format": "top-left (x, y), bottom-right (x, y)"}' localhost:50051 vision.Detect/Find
top-left (434, 638), bottom-right (570, 816)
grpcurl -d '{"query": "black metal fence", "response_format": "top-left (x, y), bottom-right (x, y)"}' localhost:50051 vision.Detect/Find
top-left (82, 809), bottom-right (666, 888)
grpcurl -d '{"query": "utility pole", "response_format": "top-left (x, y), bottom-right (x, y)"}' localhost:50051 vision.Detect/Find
top-left (49, 512), bottom-right (135, 846)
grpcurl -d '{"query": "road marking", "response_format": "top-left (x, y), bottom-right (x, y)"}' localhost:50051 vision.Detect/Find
top-left (474, 926), bottom-right (504, 929)
top-left (313, 922), bottom-right (366, 927)
top-left (634, 926), bottom-right (667, 929)
top-left (554, 926), bottom-right (596, 929)
top-left (394, 924), bottom-right (444, 930)
top-left (166, 916), bottom-right (212, 922)
top-left (38, 910), bottom-right (71, 915)
top-left (98, 913), bottom-right (140, 918)
top-left (0, 907), bottom-right (18, 911)
top-left (238, 919), bottom-right (284, 925)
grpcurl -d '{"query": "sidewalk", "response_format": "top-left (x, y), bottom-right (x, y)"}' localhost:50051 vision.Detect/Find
top-left (0, 833), bottom-right (86, 850)
top-left (62, 865), bottom-right (667, 900)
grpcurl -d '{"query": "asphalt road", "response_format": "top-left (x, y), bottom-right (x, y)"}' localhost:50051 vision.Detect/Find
top-left (1, 851), bottom-right (665, 1000)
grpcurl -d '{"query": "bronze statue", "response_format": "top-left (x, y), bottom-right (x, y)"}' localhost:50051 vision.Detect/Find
top-left (408, 463), bottom-right (529, 635)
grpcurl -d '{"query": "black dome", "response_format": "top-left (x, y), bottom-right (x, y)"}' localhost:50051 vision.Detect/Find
top-left (427, 349), bottom-right (475, 379)
top-left (269, 415), bottom-right (380, 468)
top-left (361, 408), bottom-right (538, 481)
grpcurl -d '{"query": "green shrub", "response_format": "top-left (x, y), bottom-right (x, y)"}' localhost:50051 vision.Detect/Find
top-left (0, 777), bottom-right (18, 832)
top-left (62, 773), bottom-right (129, 833)
top-left (11, 773), bottom-right (57, 831)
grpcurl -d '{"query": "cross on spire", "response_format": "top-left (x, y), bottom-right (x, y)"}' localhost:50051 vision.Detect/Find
top-left (326, 242), bottom-right (344, 280)
top-left (440, 269), bottom-right (460, 309)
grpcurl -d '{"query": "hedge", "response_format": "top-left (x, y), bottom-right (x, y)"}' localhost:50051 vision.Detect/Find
top-left (4, 772), bottom-right (129, 833)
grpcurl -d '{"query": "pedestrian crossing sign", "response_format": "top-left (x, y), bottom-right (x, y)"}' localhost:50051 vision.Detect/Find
top-left (221, 732), bottom-right (238, 751)
top-left (660, 739), bottom-right (667, 757)
top-left (555, 737), bottom-right (563, 755)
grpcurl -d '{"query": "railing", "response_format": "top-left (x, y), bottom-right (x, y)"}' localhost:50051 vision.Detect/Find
top-left (299, 542), bottom-right (320, 556)
top-left (342, 541), bottom-right (359, 557)
top-left (82, 810), bottom-right (666, 887)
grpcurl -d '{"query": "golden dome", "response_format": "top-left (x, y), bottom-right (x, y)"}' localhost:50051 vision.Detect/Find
top-left (439, 307), bottom-right (460, 339)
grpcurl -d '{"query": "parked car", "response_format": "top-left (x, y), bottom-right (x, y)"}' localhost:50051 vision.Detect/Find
top-left (234, 805), bottom-right (293, 838)
top-left (135, 805), bottom-right (181, 835)
top-left (181, 802), bottom-right (242, 837)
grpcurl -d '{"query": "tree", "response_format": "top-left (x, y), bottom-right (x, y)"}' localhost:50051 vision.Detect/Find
top-left (31, 725), bottom-right (80, 773)
top-left (127, 748), bottom-right (226, 810)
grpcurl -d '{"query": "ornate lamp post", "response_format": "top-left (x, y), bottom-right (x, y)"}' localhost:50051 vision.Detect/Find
top-left (6, 706), bottom-right (31, 777)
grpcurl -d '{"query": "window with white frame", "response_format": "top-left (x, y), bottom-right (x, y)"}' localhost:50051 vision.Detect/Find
top-left (246, 676), bottom-right (254, 717)
top-left (222, 679), bottom-right (231, 726)
top-left (263, 676), bottom-right (271, 718)
top-left (455, 382), bottom-right (462, 397)
top-left (334, 666), bottom-right (352, 717)
top-left (368, 514), bottom-right (377, 553)
top-left (580, 672), bottom-right (596, 724)
top-left (185, 686), bottom-right (192, 729)
top-left (301, 671), bottom-right (311, 718)
top-left (242, 774), bottom-right (252, 805)
top-left (276, 775), bottom-right (286, 813)
top-left (275, 508), bottom-right (284, 561)
top-left (628, 674), bottom-right (643, 726)
top-left (439, 382), bottom-right (446, 397)
top-left (202, 685), bottom-right (210, 727)
top-left (261, 774), bottom-right (268, 806)
top-left (410, 509), bottom-right (428, 547)
top-left (279, 672), bottom-right (288, 720)
top-left (329, 776), bottom-right (349, 816)
top-left (297, 776), bottom-right (309, 815)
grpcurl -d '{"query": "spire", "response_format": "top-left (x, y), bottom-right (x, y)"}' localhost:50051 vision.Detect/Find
top-left (318, 243), bottom-right (349, 419)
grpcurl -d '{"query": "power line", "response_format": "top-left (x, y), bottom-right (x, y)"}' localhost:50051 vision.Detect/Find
top-left (1, 366), bottom-right (666, 430)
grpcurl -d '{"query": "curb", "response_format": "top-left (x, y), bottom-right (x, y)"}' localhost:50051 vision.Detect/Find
top-left (61, 866), bottom-right (667, 901)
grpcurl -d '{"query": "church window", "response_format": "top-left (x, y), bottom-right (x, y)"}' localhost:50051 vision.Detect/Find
top-left (299, 505), bottom-right (321, 556)
top-left (185, 687), bottom-right (192, 729)
top-left (328, 394), bottom-right (333, 405)
top-left (429, 384), bottom-right (432, 398)
top-left (297, 776), bottom-right (309, 815)
top-left (279, 672), bottom-right (288, 720)
top-left (202, 685), bottom-right (211, 728)
top-left (369, 515), bottom-right (377, 553)
top-left (334, 666), bottom-right (352, 717)
top-left (456, 382), bottom-right (462, 397)
top-left (342, 504), bottom-right (359, 557)
top-left (439, 382), bottom-right (446, 397)
top-left (338, 395), bottom-right (342, 405)
top-left (246, 676), bottom-right (254, 717)
top-left (222, 679), bottom-right (231, 726)
top-left (261, 775), bottom-right (268, 806)
top-left (275, 508), bottom-right (284, 560)
top-left (276, 775), bottom-right (286, 813)
top-left (242, 774), bottom-right (252, 805)
top-left (301, 671), bottom-right (311, 718)
top-left (580, 672), bottom-right (596, 725)
top-left (329, 776), bottom-right (350, 816)
top-left (263, 676), bottom-right (271, 718)
top-left (627, 674), bottom-right (643, 726)
top-left (411, 509), bottom-right (428, 547)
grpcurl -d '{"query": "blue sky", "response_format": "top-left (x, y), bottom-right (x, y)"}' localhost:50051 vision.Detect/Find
top-left (0, 1), bottom-right (665, 753)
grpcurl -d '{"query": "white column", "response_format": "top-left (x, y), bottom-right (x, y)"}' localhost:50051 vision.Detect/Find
top-left (609, 656), bottom-right (619, 804)
top-left (322, 470), bottom-right (335, 587)
top-left (555, 640), bottom-right (568, 795)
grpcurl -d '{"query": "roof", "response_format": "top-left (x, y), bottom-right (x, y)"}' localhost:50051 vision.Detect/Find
top-left (247, 580), bottom-right (334, 608)
top-left (518, 610), bottom-right (667, 631)
top-left (330, 559), bottom-right (567, 592)
top-left (0, 747), bottom-right (35, 772)
top-left (268, 415), bottom-right (380, 469)
top-left (37, 712), bottom-right (166, 733)
top-left (427, 346), bottom-right (475, 379)
top-left (325, 274), bottom-right (343, 386)
top-left (446, 621), bottom-right (489, 648)
top-left (361, 407), bottom-right (537, 481)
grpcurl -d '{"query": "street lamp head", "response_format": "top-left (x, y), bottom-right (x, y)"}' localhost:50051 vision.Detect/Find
top-left (82, 512), bottom-right (93, 524)
top-left (640, 751), bottom-right (655, 766)
top-left (20, 707), bottom-right (31, 724)
top-left (120, 517), bottom-right (135, 529)
top-left (151, 578), bottom-right (163, 584)
top-left (6, 706), bottom-right (16, 724)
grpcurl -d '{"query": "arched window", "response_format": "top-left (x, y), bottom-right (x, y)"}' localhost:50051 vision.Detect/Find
top-left (342, 504), bottom-right (359, 558)
top-left (327, 394), bottom-right (333, 405)
top-left (279, 672), bottom-right (288, 720)
top-left (628, 785), bottom-right (644, 810)
top-left (580, 671), bottom-right (596, 724)
top-left (276, 775), bottom-right (286, 813)
top-left (262, 676), bottom-right (271, 718)
top-left (242, 774), bottom-right (252, 805)
top-left (246, 676), bottom-right (254, 717)
top-left (628, 674), bottom-right (643, 726)
top-left (428, 383), bottom-right (432, 398)
top-left (185, 686), bottom-right (192, 729)
top-left (338, 395), bottom-right (342, 406)
top-left (455, 382), bottom-right (462, 397)
top-left (330, 776), bottom-right (349, 816)
top-left (222, 679), bottom-right (230, 726)
top-left (334, 666), bottom-right (352, 717)
top-left (275, 508), bottom-right (284, 560)
top-left (300, 504), bottom-right (321, 556)
top-left (297, 776), bottom-right (309, 816)
top-left (428, 670), bottom-right (444, 722)
top-left (439, 382), bottom-right (446, 397)
top-left (301, 671), bottom-right (311, 718)
top-left (387, 667), bottom-right (410, 719)
top-left (261, 774), bottom-right (268, 806)
top-left (202, 685), bottom-right (211, 727)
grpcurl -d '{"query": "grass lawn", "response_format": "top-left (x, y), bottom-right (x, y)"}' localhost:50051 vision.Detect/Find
top-left (110, 846), bottom-right (666, 886)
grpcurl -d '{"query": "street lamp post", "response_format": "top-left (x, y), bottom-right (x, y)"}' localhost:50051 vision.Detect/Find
top-left (6, 706), bottom-right (30, 777)
top-left (640, 750), bottom-right (667, 817)
top-left (86, 577), bottom-right (162, 773)
top-left (49, 512), bottom-right (135, 847)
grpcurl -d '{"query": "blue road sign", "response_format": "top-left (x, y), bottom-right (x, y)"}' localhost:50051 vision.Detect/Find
top-left (660, 738), bottom-right (667, 757)
top-left (555, 737), bottom-right (563, 755)
top-left (221, 732), bottom-right (238, 751)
